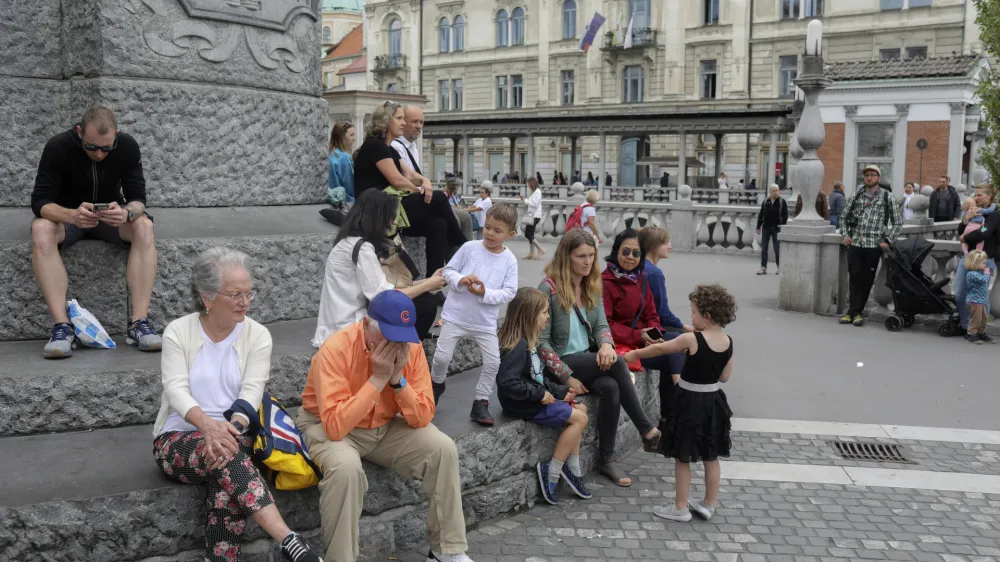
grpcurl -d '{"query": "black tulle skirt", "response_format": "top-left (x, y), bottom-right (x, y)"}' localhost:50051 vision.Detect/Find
top-left (659, 387), bottom-right (733, 463)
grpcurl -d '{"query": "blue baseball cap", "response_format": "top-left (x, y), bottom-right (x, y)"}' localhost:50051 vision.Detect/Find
top-left (367, 290), bottom-right (420, 343)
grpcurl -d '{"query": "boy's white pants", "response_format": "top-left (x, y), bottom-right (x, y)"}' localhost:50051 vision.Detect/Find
top-left (431, 323), bottom-right (501, 401)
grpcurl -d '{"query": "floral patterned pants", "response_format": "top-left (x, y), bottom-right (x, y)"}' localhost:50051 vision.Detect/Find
top-left (154, 431), bottom-right (275, 562)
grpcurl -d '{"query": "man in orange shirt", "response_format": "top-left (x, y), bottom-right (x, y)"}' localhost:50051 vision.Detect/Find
top-left (297, 290), bottom-right (473, 562)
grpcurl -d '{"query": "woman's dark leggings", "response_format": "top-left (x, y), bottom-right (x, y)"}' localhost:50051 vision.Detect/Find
top-left (524, 218), bottom-right (540, 243)
top-left (562, 352), bottom-right (655, 460)
top-left (401, 191), bottom-right (468, 277)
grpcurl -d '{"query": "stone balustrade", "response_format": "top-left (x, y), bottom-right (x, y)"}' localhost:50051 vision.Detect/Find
top-left (437, 182), bottom-right (791, 206)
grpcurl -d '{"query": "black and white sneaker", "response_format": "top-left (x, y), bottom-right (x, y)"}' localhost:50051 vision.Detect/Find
top-left (426, 551), bottom-right (475, 562)
top-left (280, 533), bottom-right (323, 562)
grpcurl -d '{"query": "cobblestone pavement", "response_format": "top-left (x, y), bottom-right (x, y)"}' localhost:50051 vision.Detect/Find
top-left (447, 452), bottom-right (1000, 562)
top-left (728, 432), bottom-right (1000, 476)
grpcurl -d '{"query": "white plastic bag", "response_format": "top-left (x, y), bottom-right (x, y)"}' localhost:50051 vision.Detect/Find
top-left (67, 299), bottom-right (116, 349)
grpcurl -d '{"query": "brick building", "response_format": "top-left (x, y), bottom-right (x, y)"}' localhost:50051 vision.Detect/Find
top-left (817, 54), bottom-right (990, 192)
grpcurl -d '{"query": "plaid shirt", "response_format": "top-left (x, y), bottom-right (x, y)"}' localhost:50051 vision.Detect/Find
top-left (840, 187), bottom-right (902, 248)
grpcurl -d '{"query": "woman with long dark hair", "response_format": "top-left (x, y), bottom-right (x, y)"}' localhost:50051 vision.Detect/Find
top-left (313, 190), bottom-right (446, 347)
top-left (537, 230), bottom-right (660, 487)
top-left (353, 101), bottom-right (466, 276)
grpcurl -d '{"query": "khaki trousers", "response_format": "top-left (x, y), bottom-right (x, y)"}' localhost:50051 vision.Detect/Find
top-left (297, 409), bottom-right (468, 562)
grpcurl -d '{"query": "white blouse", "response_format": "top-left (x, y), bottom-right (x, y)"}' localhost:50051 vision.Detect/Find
top-left (313, 236), bottom-right (395, 347)
top-left (525, 189), bottom-right (544, 219)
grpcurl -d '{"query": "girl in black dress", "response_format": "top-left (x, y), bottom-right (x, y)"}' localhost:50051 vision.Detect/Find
top-left (624, 284), bottom-right (737, 523)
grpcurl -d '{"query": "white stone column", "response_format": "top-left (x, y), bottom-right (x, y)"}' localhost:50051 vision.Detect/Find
top-left (663, 0), bottom-right (685, 96)
top-left (948, 103), bottom-right (967, 185)
top-left (842, 105), bottom-right (858, 188)
top-left (768, 130), bottom-right (778, 188)
top-left (408, 5), bottom-right (420, 94)
top-left (537, 0), bottom-right (551, 106)
top-left (678, 131), bottom-right (687, 187)
top-left (599, 132), bottom-right (607, 185)
top-left (893, 104), bottom-right (910, 193)
top-left (463, 135), bottom-right (471, 192)
top-left (527, 134), bottom-right (535, 180)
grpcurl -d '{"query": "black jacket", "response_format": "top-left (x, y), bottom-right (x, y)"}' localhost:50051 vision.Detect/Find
top-left (31, 128), bottom-right (146, 218)
top-left (930, 186), bottom-right (961, 222)
top-left (496, 339), bottom-right (569, 419)
top-left (961, 210), bottom-right (1000, 260)
top-left (757, 197), bottom-right (788, 230)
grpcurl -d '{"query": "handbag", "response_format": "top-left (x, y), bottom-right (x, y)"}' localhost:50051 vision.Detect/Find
top-left (352, 236), bottom-right (420, 289)
top-left (520, 214), bottom-right (535, 227)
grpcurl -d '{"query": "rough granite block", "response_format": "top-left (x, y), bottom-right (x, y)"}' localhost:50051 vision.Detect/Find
top-left (0, 240), bottom-right (129, 341)
top-left (0, 1), bottom-right (64, 79)
top-left (63, 0), bottom-right (321, 97)
top-left (147, 232), bottom-right (334, 330)
top-left (0, 77), bottom-right (73, 208)
top-left (69, 77), bottom-right (328, 208)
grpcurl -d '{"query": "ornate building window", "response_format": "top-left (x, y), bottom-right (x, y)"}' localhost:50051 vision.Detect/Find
top-left (562, 0), bottom-right (576, 39)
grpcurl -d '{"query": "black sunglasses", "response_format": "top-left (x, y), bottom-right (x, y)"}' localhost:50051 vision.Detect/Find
top-left (82, 135), bottom-right (118, 153)
top-left (619, 248), bottom-right (642, 258)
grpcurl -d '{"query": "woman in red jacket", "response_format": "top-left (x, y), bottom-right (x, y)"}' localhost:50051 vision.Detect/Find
top-left (602, 229), bottom-right (686, 422)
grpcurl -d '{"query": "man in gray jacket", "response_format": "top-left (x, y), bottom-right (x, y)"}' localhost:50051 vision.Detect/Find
top-left (929, 176), bottom-right (961, 222)
top-left (829, 181), bottom-right (846, 228)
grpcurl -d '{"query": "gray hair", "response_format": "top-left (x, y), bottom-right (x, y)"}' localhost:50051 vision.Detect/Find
top-left (368, 101), bottom-right (402, 138)
top-left (364, 315), bottom-right (380, 332)
top-left (190, 247), bottom-right (251, 312)
top-left (585, 189), bottom-right (601, 204)
top-left (770, 183), bottom-right (780, 191)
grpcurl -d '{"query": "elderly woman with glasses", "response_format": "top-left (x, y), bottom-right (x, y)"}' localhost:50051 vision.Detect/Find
top-left (353, 100), bottom-right (466, 276)
top-left (153, 247), bottom-right (321, 562)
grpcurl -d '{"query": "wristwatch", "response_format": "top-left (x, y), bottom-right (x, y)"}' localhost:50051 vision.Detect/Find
top-left (389, 376), bottom-right (407, 391)
top-left (231, 419), bottom-right (246, 434)
top-left (126, 208), bottom-right (136, 223)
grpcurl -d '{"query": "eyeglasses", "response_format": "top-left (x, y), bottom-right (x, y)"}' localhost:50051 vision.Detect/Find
top-left (342, 120), bottom-right (352, 127)
top-left (619, 248), bottom-right (642, 258)
top-left (215, 290), bottom-right (258, 303)
top-left (82, 135), bottom-right (118, 153)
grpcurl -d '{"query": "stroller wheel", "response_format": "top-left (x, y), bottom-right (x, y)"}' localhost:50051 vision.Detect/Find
top-left (938, 321), bottom-right (955, 337)
top-left (885, 316), bottom-right (903, 332)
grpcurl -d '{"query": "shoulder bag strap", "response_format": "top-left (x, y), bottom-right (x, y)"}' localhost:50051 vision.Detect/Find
top-left (351, 238), bottom-right (366, 266)
top-left (629, 273), bottom-right (647, 329)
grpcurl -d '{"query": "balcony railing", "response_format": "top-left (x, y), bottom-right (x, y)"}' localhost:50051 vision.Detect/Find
top-left (374, 54), bottom-right (407, 72)
top-left (602, 28), bottom-right (658, 51)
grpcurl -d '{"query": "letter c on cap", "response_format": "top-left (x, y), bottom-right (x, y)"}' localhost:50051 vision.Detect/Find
top-left (401, 310), bottom-right (411, 323)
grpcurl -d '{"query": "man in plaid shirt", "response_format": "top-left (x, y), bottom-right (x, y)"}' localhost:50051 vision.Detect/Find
top-left (838, 164), bottom-right (902, 326)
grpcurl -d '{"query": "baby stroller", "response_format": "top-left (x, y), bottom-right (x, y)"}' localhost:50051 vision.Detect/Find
top-left (882, 237), bottom-right (960, 336)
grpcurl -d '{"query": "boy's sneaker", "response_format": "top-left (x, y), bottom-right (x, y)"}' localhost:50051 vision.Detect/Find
top-left (126, 317), bottom-right (162, 351)
top-left (839, 314), bottom-right (853, 324)
top-left (560, 464), bottom-right (593, 499)
top-left (688, 500), bottom-right (716, 520)
top-left (43, 323), bottom-right (77, 359)
top-left (432, 381), bottom-right (446, 404)
top-left (979, 333), bottom-right (995, 344)
top-left (470, 399), bottom-right (494, 426)
top-left (280, 533), bottom-right (323, 562)
top-left (652, 505), bottom-right (692, 522)
top-left (966, 333), bottom-right (982, 344)
top-left (852, 315), bottom-right (864, 327)
top-left (536, 462), bottom-right (559, 505)
top-left (426, 551), bottom-right (475, 562)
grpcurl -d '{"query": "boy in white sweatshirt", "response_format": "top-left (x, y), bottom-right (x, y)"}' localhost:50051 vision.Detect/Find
top-left (432, 203), bottom-right (520, 425)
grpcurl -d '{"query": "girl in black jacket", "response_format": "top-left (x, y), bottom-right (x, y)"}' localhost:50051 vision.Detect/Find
top-left (497, 288), bottom-right (591, 506)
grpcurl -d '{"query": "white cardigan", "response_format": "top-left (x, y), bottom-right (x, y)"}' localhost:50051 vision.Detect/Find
top-left (525, 189), bottom-right (544, 219)
top-left (153, 312), bottom-right (273, 436)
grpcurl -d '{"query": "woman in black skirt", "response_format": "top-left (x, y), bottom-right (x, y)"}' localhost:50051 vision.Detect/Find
top-left (625, 284), bottom-right (737, 523)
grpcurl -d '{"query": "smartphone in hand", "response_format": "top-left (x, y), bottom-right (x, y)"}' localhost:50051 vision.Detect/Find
top-left (92, 203), bottom-right (111, 212)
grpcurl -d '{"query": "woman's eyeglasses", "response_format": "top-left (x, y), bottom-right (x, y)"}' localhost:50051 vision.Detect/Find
top-left (216, 290), bottom-right (258, 303)
top-left (619, 249), bottom-right (642, 258)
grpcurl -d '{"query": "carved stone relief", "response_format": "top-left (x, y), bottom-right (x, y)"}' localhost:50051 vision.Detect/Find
top-left (125, 0), bottom-right (318, 72)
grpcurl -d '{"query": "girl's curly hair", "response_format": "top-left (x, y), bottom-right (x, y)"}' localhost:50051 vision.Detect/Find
top-left (689, 284), bottom-right (737, 327)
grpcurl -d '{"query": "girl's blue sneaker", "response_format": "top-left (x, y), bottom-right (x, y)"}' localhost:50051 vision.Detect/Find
top-left (560, 464), bottom-right (593, 499)
top-left (536, 462), bottom-right (559, 505)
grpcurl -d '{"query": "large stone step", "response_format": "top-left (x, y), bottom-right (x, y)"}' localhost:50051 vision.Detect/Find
top-left (0, 369), bottom-right (660, 562)
top-left (0, 205), bottom-right (337, 341)
top-left (0, 318), bottom-right (483, 438)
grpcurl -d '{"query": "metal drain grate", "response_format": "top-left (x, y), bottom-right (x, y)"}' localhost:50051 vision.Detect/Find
top-left (828, 441), bottom-right (914, 463)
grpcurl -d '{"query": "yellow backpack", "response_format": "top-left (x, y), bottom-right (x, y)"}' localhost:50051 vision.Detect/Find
top-left (243, 393), bottom-right (322, 490)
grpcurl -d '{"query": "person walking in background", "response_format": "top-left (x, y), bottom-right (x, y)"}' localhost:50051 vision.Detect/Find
top-left (536, 171), bottom-right (544, 185)
top-left (660, 171), bottom-right (670, 188)
top-left (930, 175), bottom-right (961, 222)
top-left (793, 191), bottom-right (829, 220)
top-left (521, 177), bottom-right (546, 260)
top-left (559, 172), bottom-right (568, 185)
top-left (756, 184), bottom-right (787, 275)
top-left (585, 172), bottom-right (595, 186)
top-left (466, 182), bottom-right (493, 239)
top-left (431, 205), bottom-right (519, 426)
top-left (605, 173), bottom-right (613, 187)
top-left (962, 250), bottom-right (993, 344)
top-left (444, 179), bottom-right (475, 242)
top-left (838, 164), bottom-right (901, 327)
top-left (552, 171), bottom-right (560, 185)
top-left (828, 181), bottom-right (846, 228)
top-left (495, 288), bottom-right (592, 505)
top-left (623, 284), bottom-right (737, 524)
top-left (328, 121), bottom-right (355, 206)
top-left (748, 179), bottom-right (757, 190)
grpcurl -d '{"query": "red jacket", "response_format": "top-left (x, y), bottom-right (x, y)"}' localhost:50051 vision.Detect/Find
top-left (602, 267), bottom-right (660, 348)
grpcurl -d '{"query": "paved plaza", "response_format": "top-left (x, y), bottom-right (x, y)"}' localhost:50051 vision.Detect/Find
top-left (408, 240), bottom-right (1000, 562)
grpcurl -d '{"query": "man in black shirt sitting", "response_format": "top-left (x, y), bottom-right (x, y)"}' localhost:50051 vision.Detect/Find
top-left (30, 106), bottom-right (161, 359)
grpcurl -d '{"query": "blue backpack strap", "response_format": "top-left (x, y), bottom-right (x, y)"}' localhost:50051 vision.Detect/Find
top-left (251, 392), bottom-right (275, 464)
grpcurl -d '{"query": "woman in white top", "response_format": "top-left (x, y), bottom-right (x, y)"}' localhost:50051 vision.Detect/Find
top-left (466, 181), bottom-right (494, 239)
top-left (520, 176), bottom-right (546, 260)
top-left (902, 182), bottom-right (916, 220)
top-left (313, 190), bottom-right (446, 347)
top-left (581, 189), bottom-right (602, 244)
top-left (153, 248), bottom-right (321, 562)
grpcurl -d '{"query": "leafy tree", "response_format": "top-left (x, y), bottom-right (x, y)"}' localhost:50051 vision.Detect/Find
top-left (974, 0), bottom-right (1000, 182)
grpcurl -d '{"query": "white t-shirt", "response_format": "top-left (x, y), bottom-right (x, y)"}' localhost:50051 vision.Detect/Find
top-left (581, 204), bottom-right (598, 237)
top-left (472, 197), bottom-right (492, 226)
top-left (441, 241), bottom-right (519, 330)
top-left (159, 322), bottom-right (244, 434)
top-left (313, 236), bottom-right (395, 347)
